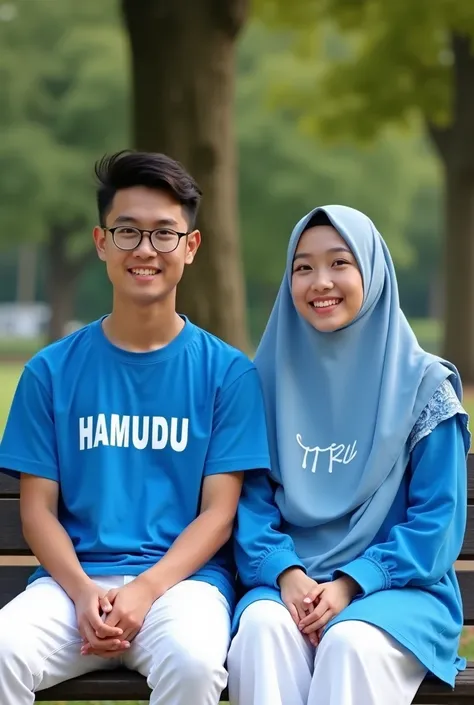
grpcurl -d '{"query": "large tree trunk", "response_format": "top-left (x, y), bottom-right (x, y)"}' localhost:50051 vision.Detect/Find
top-left (122, 0), bottom-right (249, 352)
top-left (46, 226), bottom-right (93, 343)
top-left (428, 34), bottom-right (474, 382)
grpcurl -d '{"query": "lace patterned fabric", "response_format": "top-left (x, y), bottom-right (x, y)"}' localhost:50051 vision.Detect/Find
top-left (408, 379), bottom-right (467, 454)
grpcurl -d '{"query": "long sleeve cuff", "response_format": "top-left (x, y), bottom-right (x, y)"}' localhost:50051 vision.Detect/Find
top-left (258, 549), bottom-right (306, 588)
top-left (335, 556), bottom-right (389, 597)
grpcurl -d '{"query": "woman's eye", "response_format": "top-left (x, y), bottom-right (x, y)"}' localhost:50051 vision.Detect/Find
top-left (293, 264), bottom-right (310, 273)
top-left (333, 259), bottom-right (349, 267)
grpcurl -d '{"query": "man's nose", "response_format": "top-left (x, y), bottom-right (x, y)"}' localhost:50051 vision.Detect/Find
top-left (133, 233), bottom-right (157, 257)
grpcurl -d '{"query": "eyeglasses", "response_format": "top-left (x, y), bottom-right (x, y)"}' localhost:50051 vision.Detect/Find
top-left (105, 227), bottom-right (189, 253)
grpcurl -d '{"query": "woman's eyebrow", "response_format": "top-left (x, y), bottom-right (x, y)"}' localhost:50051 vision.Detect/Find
top-left (293, 246), bottom-right (352, 261)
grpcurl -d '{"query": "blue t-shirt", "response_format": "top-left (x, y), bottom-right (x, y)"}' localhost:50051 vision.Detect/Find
top-left (0, 316), bottom-right (270, 608)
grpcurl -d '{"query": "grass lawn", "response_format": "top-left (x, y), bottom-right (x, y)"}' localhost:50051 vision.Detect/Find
top-left (0, 363), bottom-right (24, 432)
top-left (0, 358), bottom-right (472, 704)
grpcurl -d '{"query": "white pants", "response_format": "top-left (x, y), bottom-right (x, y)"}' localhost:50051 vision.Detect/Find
top-left (0, 575), bottom-right (230, 705)
top-left (228, 600), bottom-right (427, 705)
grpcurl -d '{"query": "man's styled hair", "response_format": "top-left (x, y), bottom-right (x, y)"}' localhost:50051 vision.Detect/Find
top-left (95, 150), bottom-right (202, 229)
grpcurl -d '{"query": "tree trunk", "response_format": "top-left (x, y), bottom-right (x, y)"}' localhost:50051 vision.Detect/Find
top-left (16, 244), bottom-right (38, 302)
top-left (121, 0), bottom-right (250, 352)
top-left (45, 226), bottom-right (94, 343)
top-left (428, 34), bottom-right (474, 382)
top-left (45, 227), bottom-right (75, 343)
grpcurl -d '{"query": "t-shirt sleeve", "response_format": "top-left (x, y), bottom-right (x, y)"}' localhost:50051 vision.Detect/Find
top-left (204, 367), bottom-right (271, 476)
top-left (0, 365), bottom-right (59, 481)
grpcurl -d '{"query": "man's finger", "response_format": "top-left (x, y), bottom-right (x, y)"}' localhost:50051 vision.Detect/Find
top-left (120, 627), bottom-right (139, 643)
top-left (92, 612), bottom-right (123, 638)
top-left (87, 606), bottom-right (123, 638)
top-left (101, 588), bottom-right (120, 613)
top-left (81, 643), bottom-right (129, 659)
top-left (102, 607), bottom-right (122, 629)
top-left (99, 596), bottom-right (113, 614)
top-left (81, 622), bottom-right (123, 651)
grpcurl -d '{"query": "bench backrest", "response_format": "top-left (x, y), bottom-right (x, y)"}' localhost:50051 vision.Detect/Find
top-left (0, 459), bottom-right (473, 620)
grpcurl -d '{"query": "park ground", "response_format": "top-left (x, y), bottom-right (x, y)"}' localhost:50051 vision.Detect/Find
top-left (0, 361), bottom-right (471, 705)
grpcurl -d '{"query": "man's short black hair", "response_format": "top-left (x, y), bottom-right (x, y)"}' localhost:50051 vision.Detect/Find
top-left (95, 150), bottom-right (202, 229)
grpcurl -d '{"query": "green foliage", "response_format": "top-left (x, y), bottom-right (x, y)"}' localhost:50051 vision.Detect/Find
top-left (252, 0), bottom-right (474, 140)
top-left (0, 0), bottom-right (129, 255)
top-left (0, 2), bottom-right (447, 340)
top-left (236, 22), bottom-right (443, 341)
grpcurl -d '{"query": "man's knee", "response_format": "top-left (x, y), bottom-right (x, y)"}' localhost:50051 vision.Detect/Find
top-left (0, 630), bottom-right (35, 683)
top-left (151, 638), bottom-right (226, 691)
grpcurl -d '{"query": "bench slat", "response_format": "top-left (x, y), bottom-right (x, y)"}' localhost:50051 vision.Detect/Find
top-left (414, 662), bottom-right (474, 703)
top-left (31, 663), bottom-right (474, 702)
top-left (0, 566), bottom-right (472, 701)
top-left (2, 454), bottom-right (474, 498)
top-left (458, 571), bottom-right (474, 625)
top-left (0, 473), bottom-right (19, 497)
top-left (1, 495), bottom-right (474, 558)
top-left (30, 662), bottom-right (474, 702)
top-left (469, 453), bottom-right (474, 501)
top-left (34, 668), bottom-right (152, 701)
top-left (0, 499), bottom-right (29, 554)
top-left (1, 566), bottom-right (473, 624)
top-left (0, 566), bottom-right (33, 608)
top-left (461, 506), bottom-right (474, 559)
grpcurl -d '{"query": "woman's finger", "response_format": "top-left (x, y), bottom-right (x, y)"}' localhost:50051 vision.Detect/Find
top-left (303, 583), bottom-right (323, 605)
top-left (298, 599), bottom-right (328, 629)
top-left (302, 608), bottom-right (332, 634)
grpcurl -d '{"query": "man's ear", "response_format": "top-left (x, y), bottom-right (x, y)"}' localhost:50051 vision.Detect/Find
top-left (185, 230), bottom-right (201, 264)
top-left (93, 226), bottom-right (107, 262)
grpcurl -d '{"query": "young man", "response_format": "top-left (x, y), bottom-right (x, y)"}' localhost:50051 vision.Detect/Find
top-left (0, 151), bottom-right (270, 705)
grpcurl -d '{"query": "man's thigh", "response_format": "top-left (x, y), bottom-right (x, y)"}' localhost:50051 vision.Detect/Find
top-left (0, 576), bottom-right (120, 692)
top-left (125, 579), bottom-right (231, 675)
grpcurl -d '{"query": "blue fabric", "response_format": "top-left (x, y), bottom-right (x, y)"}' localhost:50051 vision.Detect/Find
top-left (0, 316), bottom-right (270, 610)
top-left (253, 205), bottom-right (469, 578)
top-left (233, 416), bottom-right (467, 685)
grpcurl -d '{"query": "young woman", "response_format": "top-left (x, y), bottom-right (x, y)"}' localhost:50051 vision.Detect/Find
top-left (228, 206), bottom-right (470, 705)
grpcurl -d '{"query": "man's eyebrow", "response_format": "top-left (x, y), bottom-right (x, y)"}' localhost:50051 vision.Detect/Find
top-left (293, 246), bottom-right (352, 261)
top-left (113, 215), bottom-right (179, 227)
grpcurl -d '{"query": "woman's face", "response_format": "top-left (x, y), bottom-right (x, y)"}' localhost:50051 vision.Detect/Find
top-left (291, 224), bottom-right (364, 332)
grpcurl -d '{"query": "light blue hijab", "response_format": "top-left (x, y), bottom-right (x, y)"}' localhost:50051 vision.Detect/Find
top-left (254, 205), bottom-right (467, 577)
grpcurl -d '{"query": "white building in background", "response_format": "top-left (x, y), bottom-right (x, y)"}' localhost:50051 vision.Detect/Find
top-left (0, 302), bottom-right (50, 338)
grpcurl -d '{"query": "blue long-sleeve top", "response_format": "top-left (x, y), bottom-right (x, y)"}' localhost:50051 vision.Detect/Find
top-left (233, 415), bottom-right (467, 686)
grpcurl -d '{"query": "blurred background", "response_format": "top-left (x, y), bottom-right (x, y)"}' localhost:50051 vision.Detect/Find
top-left (1, 0), bottom-right (471, 362)
top-left (0, 0), bottom-right (473, 688)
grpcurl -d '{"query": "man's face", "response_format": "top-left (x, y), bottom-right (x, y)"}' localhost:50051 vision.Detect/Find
top-left (93, 186), bottom-right (200, 306)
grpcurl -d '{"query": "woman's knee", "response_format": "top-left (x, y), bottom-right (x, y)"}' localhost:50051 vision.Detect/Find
top-left (237, 600), bottom-right (296, 640)
top-left (320, 620), bottom-right (395, 661)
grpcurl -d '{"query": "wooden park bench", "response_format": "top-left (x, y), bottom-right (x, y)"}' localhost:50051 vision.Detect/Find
top-left (0, 462), bottom-right (473, 703)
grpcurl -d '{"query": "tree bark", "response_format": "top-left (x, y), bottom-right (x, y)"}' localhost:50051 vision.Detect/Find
top-left (121, 0), bottom-right (250, 351)
top-left (427, 34), bottom-right (474, 382)
top-left (16, 244), bottom-right (38, 302)
top-left (45, 226), bottom-right (94, 343)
